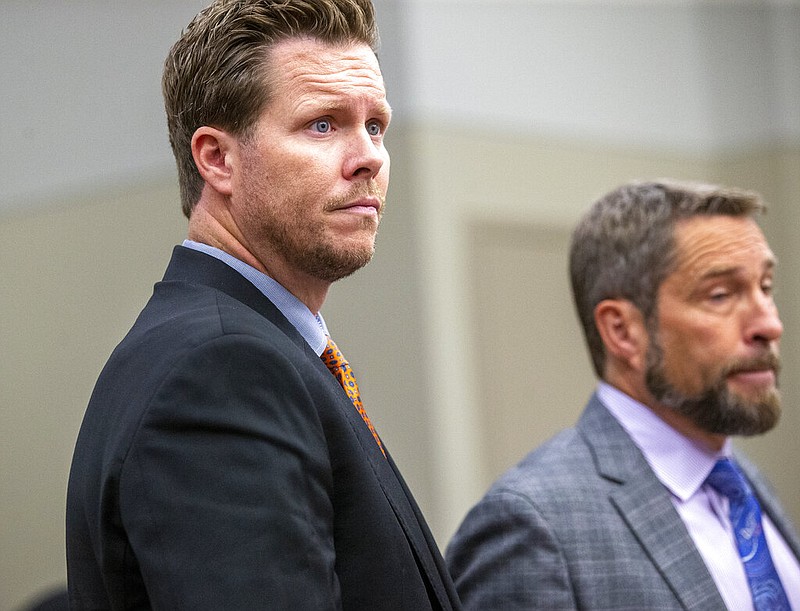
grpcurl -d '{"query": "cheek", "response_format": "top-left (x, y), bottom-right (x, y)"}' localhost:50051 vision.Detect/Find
top-left (273, 159), bottom-right (330, 203)
top-left (676, 341), bottom-right (734, 398)
top-left (657, 320), bottom-right (717, 386)
top-left (377, 172), bottom-right (390, 200)
top-left (380, 150), bottom-right (391, 182)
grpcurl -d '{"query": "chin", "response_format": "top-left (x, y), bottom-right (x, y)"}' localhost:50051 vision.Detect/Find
top-left (706, 388), bottom-right (782, 437)
top-left (305, 246), bottom-right (376, 283)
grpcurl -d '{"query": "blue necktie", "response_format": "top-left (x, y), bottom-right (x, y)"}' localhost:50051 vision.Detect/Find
top-left (706, 458), bottom-right (791, 611)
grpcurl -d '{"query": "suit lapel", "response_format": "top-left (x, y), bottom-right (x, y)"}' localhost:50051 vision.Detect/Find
top-left (380, 453), bottom-right (458, 610)
top-left (319, 362), bottom-right (455, 610)
top-left (609, 481), bottom-right (727, 610)
top-left (163, 246), bottom-right (307, 346)
top-left (300, 326), bottom-right (452, 606)
top-left (165, 248), bottom-right (454, 608)
top-left (578, 397), bottom-right (727, 610)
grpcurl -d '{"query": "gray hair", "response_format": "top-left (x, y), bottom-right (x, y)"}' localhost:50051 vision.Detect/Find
top-left (569, 179), bottom-right (766, 377)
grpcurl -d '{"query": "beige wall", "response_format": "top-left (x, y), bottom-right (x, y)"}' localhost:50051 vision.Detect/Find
top-left (1, 129), bottom-right (798, 610)
top-left (0, 182), bottom-right (186, 609)
top-left (409, 125), bottom-right (800, 543)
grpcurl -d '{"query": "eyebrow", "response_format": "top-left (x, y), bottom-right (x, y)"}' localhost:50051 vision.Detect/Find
top-left (320, 99), bottom-right (392, 116)
top-left (699, 256), bottom-right (777, 281)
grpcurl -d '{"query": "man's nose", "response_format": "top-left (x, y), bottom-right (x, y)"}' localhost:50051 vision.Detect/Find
top-left (746, 291), bottom-right (783, 345)
top-left (343, 127), bottom-right (386, 180)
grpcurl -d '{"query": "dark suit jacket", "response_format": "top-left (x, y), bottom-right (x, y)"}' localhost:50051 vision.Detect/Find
top-left (446, 394), bottom-right (800, 610)
top-left (67, 246), bottom-right (460, 610)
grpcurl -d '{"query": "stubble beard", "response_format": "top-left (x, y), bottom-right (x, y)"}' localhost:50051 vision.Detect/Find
top-left (644, 337), bottom-right (782, 437)
top-left (241, 177), bottom-right (385, 283)
top-left (295, 220), bottom-right (379, 283)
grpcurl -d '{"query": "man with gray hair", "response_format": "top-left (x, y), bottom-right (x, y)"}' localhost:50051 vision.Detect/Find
top-left (66, 1), bottom-right (460, 608)
top-left (447, 179), bottom-right (800, 609)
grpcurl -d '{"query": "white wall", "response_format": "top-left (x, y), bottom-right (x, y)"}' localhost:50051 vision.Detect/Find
top-left (5, 1), bottom-right (796, 215)
top-left (401, 1), bottom-right (800, 152)
top-left (0, 2), bottom-right (207, 215)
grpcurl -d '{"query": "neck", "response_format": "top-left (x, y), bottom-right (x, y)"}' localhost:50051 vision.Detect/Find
top-left (603, 371), bottom-right (727, 453)
top-left (646, 401), bottom-right (727, 452)
top-left (187, 200), bottom-right (330, 314)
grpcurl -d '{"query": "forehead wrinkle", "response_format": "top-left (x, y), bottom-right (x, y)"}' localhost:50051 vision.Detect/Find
top-left (701, 254), bottom-right (776, 280)
top-left (674, 217), bottom-right (770, 266)
top-left (274, 40), bottom-right (383, 81)
top-left (682, 237), bottom-right (776, 269)
top-left (288, 61), bottom-right (384, 82)
top-left (264, 38), bottom-right (386, 106)
top-left (294, 68), bottom-right (386, 95)
top-left (295, 94), bottom-right (391, 117)
top-left (697, 264), bottom-right (751, 284)
top-left (281, 69), bottom-right (387, 114)
top-left (289, 74), bottom-right (391, 121)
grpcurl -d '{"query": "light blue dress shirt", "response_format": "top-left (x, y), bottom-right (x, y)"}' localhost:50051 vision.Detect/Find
top-left (182, 240), bottom-right (329, 356)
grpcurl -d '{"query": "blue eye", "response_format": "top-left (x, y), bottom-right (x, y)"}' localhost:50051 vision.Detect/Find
top-left (312, 119), bottom-right (331, 133)
top-left (366, 121), bottom-right (382, 136)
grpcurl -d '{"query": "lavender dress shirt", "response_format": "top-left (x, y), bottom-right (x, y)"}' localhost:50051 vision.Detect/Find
top-left (598, 381), bottom-right (800, 610)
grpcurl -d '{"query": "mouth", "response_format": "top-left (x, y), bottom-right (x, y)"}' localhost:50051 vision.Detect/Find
top-left (725, 353), bottom-right (780, 390)
top-left (330, 196), bottom-right (383, 218)
top-left (727, 368), bottom-right (776, 388)
top-left (345, 197), bottom-right (380, 212)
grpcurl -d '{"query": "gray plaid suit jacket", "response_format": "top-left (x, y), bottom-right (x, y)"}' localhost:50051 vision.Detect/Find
top-left (446, 394), bottom-right (800, 610)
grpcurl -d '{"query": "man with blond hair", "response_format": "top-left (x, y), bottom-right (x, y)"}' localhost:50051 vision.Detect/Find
top-left (67, 1), bottom-right (460, 608)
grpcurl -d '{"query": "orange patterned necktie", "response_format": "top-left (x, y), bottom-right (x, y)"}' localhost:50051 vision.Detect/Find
top-left (321, 336), bottom-right (386, 458)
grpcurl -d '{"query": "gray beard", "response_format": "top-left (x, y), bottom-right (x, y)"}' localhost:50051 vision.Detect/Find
top-left (644, 338), bottom-right (782, 437)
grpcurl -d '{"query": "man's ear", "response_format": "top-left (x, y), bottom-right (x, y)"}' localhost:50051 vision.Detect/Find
top-left (191, 126), bottom-right (237, 197)
top-left (594, 299), bottom-right (649, 372)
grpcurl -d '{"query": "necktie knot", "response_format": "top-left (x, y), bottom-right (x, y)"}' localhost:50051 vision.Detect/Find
top-left (706, 458), bottom-right (752, 505)
top-left (321, 336), bottom-right (385, 458)
top-left (321, 339), bottom-right (358, 397)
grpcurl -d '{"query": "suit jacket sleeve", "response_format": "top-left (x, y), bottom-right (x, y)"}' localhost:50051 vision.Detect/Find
top-left (446, 489), bottom-right (577, 610)
top-left (119, 333), bottom-right (340, 609)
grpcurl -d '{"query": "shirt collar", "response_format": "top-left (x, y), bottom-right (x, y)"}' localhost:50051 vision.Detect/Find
top-left (182, 240), bottom-right (329, 355)
top-left (597, 381), bottom-right (732, 502)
